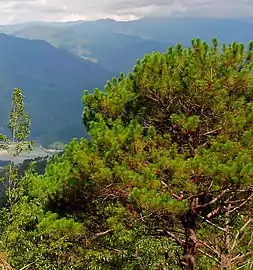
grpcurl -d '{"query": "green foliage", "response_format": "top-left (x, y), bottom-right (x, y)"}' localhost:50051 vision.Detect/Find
top-left (1, 39), bottom-right (253, 269)
top-left (0, 88), bottom-right (33, 207)
top-left (9, 88), bottom-right (31, 142)
top-left (82, 38), bottom-right (253, 268)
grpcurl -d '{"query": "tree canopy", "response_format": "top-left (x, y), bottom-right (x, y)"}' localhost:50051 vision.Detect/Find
top-left (0, 38), bottom-right (253, 269)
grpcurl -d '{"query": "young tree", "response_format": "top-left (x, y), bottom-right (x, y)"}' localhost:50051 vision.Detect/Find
top-left (0, 88), bottom-right (33, 207)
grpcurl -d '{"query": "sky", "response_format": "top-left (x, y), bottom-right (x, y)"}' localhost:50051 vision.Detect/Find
top-left (0, 0), bottom-right (253, 24)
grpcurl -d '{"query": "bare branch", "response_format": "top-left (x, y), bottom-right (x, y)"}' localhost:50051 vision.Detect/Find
top-left (197, 189), bottom-right (230, 209)
top-left (198, 248), bottom-right (218, 263)
top-left (160, 181), bottom-right (184, 200)
top-left (189, 188), bottom-right (252, 200)
top-left (249, 231), bottom-right (253, 247)
top-left (197, 231), bottom-right (218, 251)
top-left (224, 203), bottom-right (232, 267)
top-left (228, 194), bottom-right (253, 214)
top-left (200, 128), bottom-right (223, 137)
top-left (231, 251), bottom-right (253, 263)
top-left (231, 218), bottom-right (253, 251)
top-left (95, 229), bottom-right (114, 237)
top-left (161, 180), bottom-right (168, 188)
top-left (198, 214), bottom-right (226, 231)
top-left (157, 229), bottom-right (185, 247)
top-left (206, 206), bottom-right (222, 219)
top-left (198, 240), bottom-right (221, 258)
top-left (224, 198), bottom-right (253, 204)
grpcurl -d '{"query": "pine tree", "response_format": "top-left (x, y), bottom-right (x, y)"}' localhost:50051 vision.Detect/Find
top-left (82, 38), bottom-right (253, 269)
top-left (1, 40), bottom-right (253, 269)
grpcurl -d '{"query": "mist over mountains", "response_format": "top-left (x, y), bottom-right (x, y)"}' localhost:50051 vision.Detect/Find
top-left (0, 34), bottom-right (111, 145)
top-left (0, 16), bottom-right (253, 145)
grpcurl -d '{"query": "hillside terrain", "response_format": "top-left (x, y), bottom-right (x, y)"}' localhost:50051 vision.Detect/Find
top-left (2, 22), bottom-right (170, 73)
top-left (1, 17), bottom-right (253, 74)
top-left (0, 34), bottom-right (112, 145)
top-left (0, 17), bottom-right (251, 147)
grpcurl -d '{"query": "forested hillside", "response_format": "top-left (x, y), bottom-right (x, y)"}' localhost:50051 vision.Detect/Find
top-left (0, 34), bottom-right (112, 145)
top-left (0, 38), bottom-right (252, 269)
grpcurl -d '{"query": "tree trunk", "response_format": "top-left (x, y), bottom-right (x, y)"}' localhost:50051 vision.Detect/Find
top-left (221, 203), bottom-right (233, 270)
top-left (180, 199), bottom-right (198, 269)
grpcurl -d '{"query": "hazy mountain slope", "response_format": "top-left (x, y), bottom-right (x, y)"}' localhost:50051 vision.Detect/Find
top-left (1, 17), bottom-right (252, 144)
top-left (69, 17), bottom-right (253, 45)
top-left (5, 23), bottom-right (170, 73)
top-left (3, 17), bottom-right (253, 72)
top-left (0, 34), bottom-right (112, 145)
top-left (114, 17), bottom-right (253, 45)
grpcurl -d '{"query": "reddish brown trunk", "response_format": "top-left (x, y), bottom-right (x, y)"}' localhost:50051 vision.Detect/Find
top-left (221, 203), bottom-right (233, 270)
top-left (221, 254), bottom-right (232, 270)
top-left (182, 228), bottom-right (198, 269)
top-left (180, 199), bottom-right (198, 270)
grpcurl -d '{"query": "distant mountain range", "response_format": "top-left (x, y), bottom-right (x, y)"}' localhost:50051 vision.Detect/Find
top-left (0, 34), bottom-right (111, 145)
top-left (1, 17), bottom-right (253, 73)
top-left (0, 17), bottom-right (253, 145)
top-left (0, 19), bottom-right (171, 73)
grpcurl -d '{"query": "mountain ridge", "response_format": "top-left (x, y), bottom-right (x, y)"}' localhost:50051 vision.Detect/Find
top-left (0, 34), bottom-right (112, 145)
top-left (1, 17), bottom-right (253, 144)
top-left (2, 17), bottom-right (253, 73)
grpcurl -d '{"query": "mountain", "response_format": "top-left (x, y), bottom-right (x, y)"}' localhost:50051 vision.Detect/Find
top-left (0, 34), bottom-right (112, 145)
top-left (111, 17), bottom-right (253, 45)
top-left (0, 21), bottom-right (171, 73)
top-left (1, 17), bottom-right (253, 145)
top-left (1, 17), bottom-right (253, 73)
top-left (68, 17), bottom-right (253, 46)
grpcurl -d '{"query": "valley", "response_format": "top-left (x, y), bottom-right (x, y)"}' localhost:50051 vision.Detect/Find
top-left (0, 34), bottom-right (111, 146)
top-left (1, 17), bottom-right (253, 148)
top-left (0, 146), bottom-right (52, 162)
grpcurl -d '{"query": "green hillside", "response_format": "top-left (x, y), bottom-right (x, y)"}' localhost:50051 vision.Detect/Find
top-left (0, 34), bottom-right (112, 145)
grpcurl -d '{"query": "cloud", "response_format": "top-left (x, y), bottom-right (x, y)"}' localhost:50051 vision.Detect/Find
top-left (0, 0), bottom-right (253, 24)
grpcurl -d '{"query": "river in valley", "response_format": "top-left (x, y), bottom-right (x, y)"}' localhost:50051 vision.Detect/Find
top-left (0, 147), bottom-right (52, 163)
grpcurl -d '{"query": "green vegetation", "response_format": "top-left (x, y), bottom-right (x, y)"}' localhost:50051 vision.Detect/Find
top-left (0, 88), bottom-right (33, 207)
top-left (0, 38), bottom-right (253, 269)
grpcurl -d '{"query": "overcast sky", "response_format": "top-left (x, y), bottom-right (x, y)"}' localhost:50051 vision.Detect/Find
top-left (0, 0), bottom-right (253, 24)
